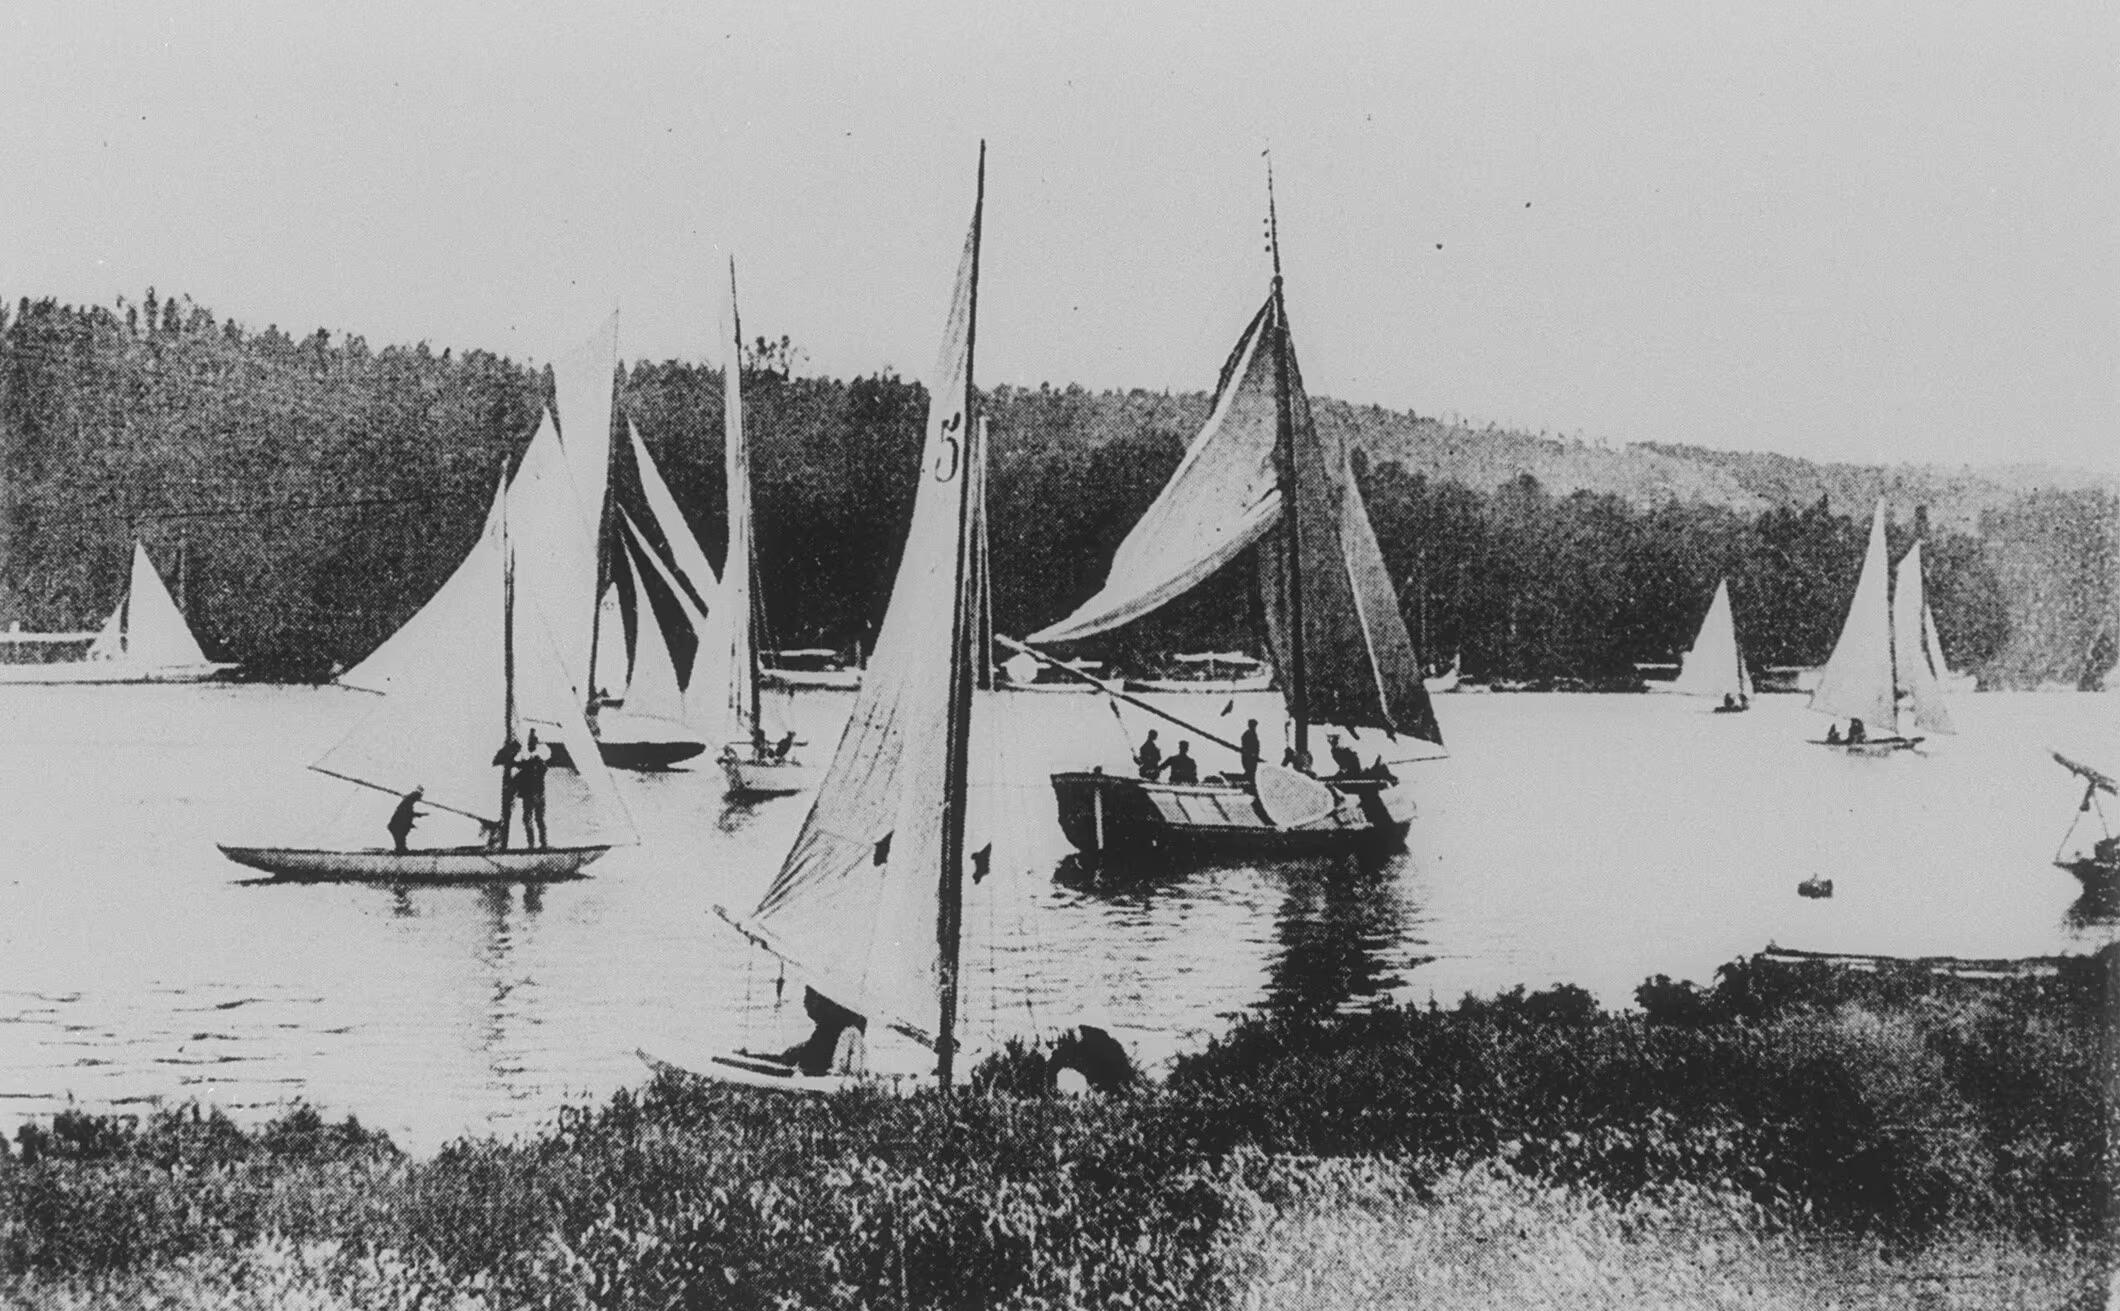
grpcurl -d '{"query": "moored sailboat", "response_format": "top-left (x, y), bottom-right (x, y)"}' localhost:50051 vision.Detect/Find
top-left (1807, 501), bottom-right (1954, 751)
top-left (1023, 170), bottom-right (1445, 860)
top-left (2050, 751), bottom-right (2119, 896)
top-left (642, 147), bottom-right (994, 1092)
top-left (0, 541), bottom-right (236, 685)
top-left (221, 480), bottom-right (633, 881)
top-left (1662, 578), bottom-right (1752, 711)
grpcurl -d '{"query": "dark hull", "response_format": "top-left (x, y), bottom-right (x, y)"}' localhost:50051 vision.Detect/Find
top-left (597, 739), bottom-right (706, 770)
top-left (2058, 857), bottom-right (2119, 897)
top-left (1809, 736), bottom-right (1923, 754)
top-left (1051, 771), bottom-right (1413, 860)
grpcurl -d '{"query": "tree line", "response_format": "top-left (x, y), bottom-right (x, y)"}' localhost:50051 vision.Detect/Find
top-left (2, 293), bottom-right (2111, 685)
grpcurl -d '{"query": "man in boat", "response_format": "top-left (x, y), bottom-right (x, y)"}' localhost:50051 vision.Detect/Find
top-left (1846, 718), bottom-right (1867, 746)
top-left (1165, 740), bottom-right (1199, 785)
top-left (516, 730), bottom-right (551, 850)
top-left (751, 724), bottom-right (770, 764)
top-left (387, 786), bottom-right (426, 854)
top-left (1239, 719), bottom-right (1261, 783)
top-left (777, 986), bottom-right (868, 1077)
top-left (772, 729), bottom-right (798, 763)
top-left (1825, 724), bottom-right (1842, 745)
top-left (1328, 733), bottom-right (1364, 778)
top-left (1135, 729), bottom-right (1163, 780)
top-left (490, 735), bottom-right (520, 848)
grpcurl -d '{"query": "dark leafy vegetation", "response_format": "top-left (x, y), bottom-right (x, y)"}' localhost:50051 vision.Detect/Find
top-left (3, 950), bottom-right (2108, 1307)
top-left (2, 294), bottom-right (2112, 682)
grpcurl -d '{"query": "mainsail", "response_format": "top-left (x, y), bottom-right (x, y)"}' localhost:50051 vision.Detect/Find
top-left (1891, 542), bottom-right (1955, 734)
top-left (1029, 286), bottom-right (1440, 746)
top-left (615, 509), bottom-right (696, 725)
top-left (731, 164), bottom-right (985, 1050)
top-left (1670, 578), bottom-right (1748, 700)
top-left (1921, 602), bottom-right (1963, 687)
top-left (690, 262), bottom-right (767, 744)
top-left (1809, 501), bottom-right (1898, 730)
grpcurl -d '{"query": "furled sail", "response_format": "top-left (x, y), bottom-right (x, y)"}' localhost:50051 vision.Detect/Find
top-left (1671, 579), bottom-right (1746, 700)
top-left (733, 191), bottom-right (983, 1040)
top-left (121, 541), bottom-right (209, 666)
top-left (1809, 500), bottom-right (1897, 729)
top-left (1891, 542), bottom-right (1955, 734)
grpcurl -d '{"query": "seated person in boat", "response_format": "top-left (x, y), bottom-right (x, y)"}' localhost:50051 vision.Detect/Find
top-left (387, 786), bottom-right (426, 854)
top-left (1135, 729), bottom-right (1163, 780)
top-left (1846, 717), bottom-right (1867, 745)
top-left (1239, 719), bottom-right (1261, 782)
top-left (1722, 693), bottom-right (1739, 711)
top-left (516, 731), bottom-right (551, 850)
top-left (751, 724), bottom-right (771, 764)
top-left (1164, 740), bottom-right (1199, 785)
top-left (777, 986), bottom-right (868, 1077)
top-left (1281, 744), bottom-right (1311, 773)
top-left (1328, 733), bottom-right (1363, 778)
top-left (1825, 724), bottom-right (1842, 745)
top-left (772, 729), bottom-right (798, 763)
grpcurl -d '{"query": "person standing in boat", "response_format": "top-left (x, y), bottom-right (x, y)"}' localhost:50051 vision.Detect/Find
top-left (1165, 741), bottom-right (1199, 785)
top-left (1135, 729), bottom-right (1163, 780)
top-left (778, 986), bottom-right (867, 1077)
top-left (387, 786), bottom-right (426, 855)
top-left (490, 734), bottom-right (521, 848)
top-left (1327, 733), bottom-right (1363, 778)
top-left (1239, 719), bottom-right (1261, 783)
top-left (516, 730), bottom-right (552, 850)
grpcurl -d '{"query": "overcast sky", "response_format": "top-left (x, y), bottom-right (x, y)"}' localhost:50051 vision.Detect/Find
top-left (3, 1), bottom-right (2113, 474)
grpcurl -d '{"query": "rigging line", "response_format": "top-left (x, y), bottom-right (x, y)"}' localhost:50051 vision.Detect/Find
top-left (998, 635), bottom-right (1245, 756)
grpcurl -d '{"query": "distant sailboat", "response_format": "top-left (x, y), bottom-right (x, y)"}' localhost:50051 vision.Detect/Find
top-left (1666, 579), bottom-right (1752, 711)
top-left (642, 146), bottom-right (993, 1092)
top-left (222, 480), bottom-right (634, 881)
top-left (704, 261), bottom-right (814, 799)
top-left (1024, 167), bottom-right (1445, 859)
top-left (0, 541), bottom-right (235, 685)
top-left (1807, 501), bottom-right (1953, 751)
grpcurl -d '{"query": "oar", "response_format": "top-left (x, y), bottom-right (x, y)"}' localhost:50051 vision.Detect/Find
top-left (308, 767), bottom-right (494, 824)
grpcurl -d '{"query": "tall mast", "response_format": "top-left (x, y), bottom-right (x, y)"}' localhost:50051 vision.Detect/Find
top-left (1265, 156), bottom-right (1310, 761)
top-left (584, 307), bottom-right (620, 718)
top-left (935, 141), bottom-right (985, 1091)
top-left (501, 482), bottom-right (518, 828)
top-left (728, 259), bottom-right (763, 732)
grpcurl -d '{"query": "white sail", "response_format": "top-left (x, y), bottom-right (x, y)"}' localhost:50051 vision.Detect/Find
top-left (121, 541), bottom-right (209, 666)
top-left (690, 265), bottom-right (765, 743)
top-left (314, 481), bottom-right (632, 847)
top-left (505, 408), bottom-right (602, 701)
top-left (626, 420), bottom-right (718, 614)
top-left (1809, 500), bottom-right (1898, 731)
top-left (1671, 578), bottom-right (1746, 700)
top-left (552, 313), bottom-right (619, 546)
top-left (591, 583), bottom-right (628, 702)
top-left (85, 599), bottom-right (124, 662)
top-left (1892, 543), bottom-right (1955, 734)
top-left (735, 193), bottom-right (983, 1041)
top-left (341, 490), bottom-right (511, 695)
top-left (614, 510), bottom-right (692, 726)
top-left (1030, 304), bottom-right (1279, 644)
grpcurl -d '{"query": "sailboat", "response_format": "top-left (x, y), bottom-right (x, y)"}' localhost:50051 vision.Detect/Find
top-left (641, 146), bottom-right (991, 1092)
top-left (1807, 501), bottom-right (1954, 751)
top-left (0, 541), bottom-right (235, 685)
top-left (703, 262), bottom-right (815, 799)
top-left (1021, 170), bottom-right (1445, 860)
top-left (1920, 601), bottom-right (1977, 694)
top-left (1661, 579), bottom-right (1752, 711)
top-left (2051, 751), bottom-right (2119, 896)
top-left (221, 478), bottom-right (633, 881)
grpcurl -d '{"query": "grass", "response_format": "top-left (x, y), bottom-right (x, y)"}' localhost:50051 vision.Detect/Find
top-left (2, 948), bottom-right (2111, 1307)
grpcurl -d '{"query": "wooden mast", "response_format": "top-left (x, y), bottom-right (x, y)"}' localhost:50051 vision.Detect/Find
top-left (728, 258), bottom-right (764, 735)
top-left (935, 141), bottom-right (985, 1091)
top-left (583, 309), bottom-right (619, 721)
top-left (500, 479), bottom-right (517, 843)
top-left (1265, 157), bottom-right (1310, 764)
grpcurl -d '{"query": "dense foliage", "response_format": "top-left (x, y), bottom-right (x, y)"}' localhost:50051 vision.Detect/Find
top-left (1, 951), bottom-right (2107, 1307)
top-left (3, 294), bottom-right (2111, 684)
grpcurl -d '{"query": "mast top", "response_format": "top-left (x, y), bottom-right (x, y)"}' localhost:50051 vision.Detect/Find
top-left (1264, 151), bottom-right (1283, 287)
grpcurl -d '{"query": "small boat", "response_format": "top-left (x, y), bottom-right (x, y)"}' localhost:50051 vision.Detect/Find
top-left (1127, 651), bottom-right (1274, 695)
top-left (1797, 875), bottom-right (1834, 899)
top-left (643, 145), bottom-right (1028, 1094)
top-left (759, 648), bottom-right (863, 690)
top-left (703, 262), bottom-right (815, 799)
top-left (224, 477), bottom-right (634, 882)
top-left (0, 541), bottom-right (236, 685)
top-left (1022, 166), bottom-right (1444, 860)
top-left (1659, 579), bottom-right (1753, 712)
top-left (1806, 503), bottom-right (1953, 752)
top-left (2050, 751), bottom-right (2119, 896)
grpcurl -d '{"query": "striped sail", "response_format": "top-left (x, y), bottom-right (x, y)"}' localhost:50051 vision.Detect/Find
top-left (733, 182), bottom-right (984, 1041)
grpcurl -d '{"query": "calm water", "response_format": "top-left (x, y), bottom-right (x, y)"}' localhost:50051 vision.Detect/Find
top-left (2, 683), bottom-right (2114, 1150)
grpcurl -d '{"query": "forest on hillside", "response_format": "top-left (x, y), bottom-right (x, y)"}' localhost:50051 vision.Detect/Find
top-left (2, 293), bottom-right (2114, 686)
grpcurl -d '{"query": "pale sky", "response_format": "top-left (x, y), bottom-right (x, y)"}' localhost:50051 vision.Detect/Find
top-left (3, 1), bottom-right (2113, 474)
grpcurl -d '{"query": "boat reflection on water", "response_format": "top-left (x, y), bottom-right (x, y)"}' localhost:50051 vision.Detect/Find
top-left (1261, 852), bottom-right (1430, 1022)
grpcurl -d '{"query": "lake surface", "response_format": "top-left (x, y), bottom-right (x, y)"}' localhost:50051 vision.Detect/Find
top-left (3, 683), bottom-right (2114, 1151)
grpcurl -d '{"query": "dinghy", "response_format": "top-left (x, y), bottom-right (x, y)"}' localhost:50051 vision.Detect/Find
top-left (642, 147), bottom-right (1007, 1093)
top-left (1660, 578), bottom-right (1753, 711)
top-left (2050, 751), bottom-right (2119, 896)
top-left (222, 478), bottom-right (632, 882)
top-left (1021, 165), bottom-right (1445, 860)
top-left (1127, 651), bottom-right (1274, 695)
top-left (0, 541), bottom-right (236, 684)
top-left (1806, 502), bottom-right (1953, 752)
top-left (701, 263), bottom-right (815, 799)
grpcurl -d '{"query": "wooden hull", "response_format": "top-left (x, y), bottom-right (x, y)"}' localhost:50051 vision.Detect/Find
top-left (1051, 770), bottom-right (1413, 860)
top-left (596, 738), bottom-right (706, 770)
top-left (0, 661), bottom-right (236, 686)
top-left (637, 1045), bottom-right (866, 1095)
top-left (219, 843), bottom-right (608, 882)
top-left (721, 754), bottom-right (815, 798)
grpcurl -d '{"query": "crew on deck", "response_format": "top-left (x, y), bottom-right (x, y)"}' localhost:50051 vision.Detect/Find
top-left (1164, 741), bottom-right (1199, 785)
top-left (1135, 729), bottom-right (1162, 780)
